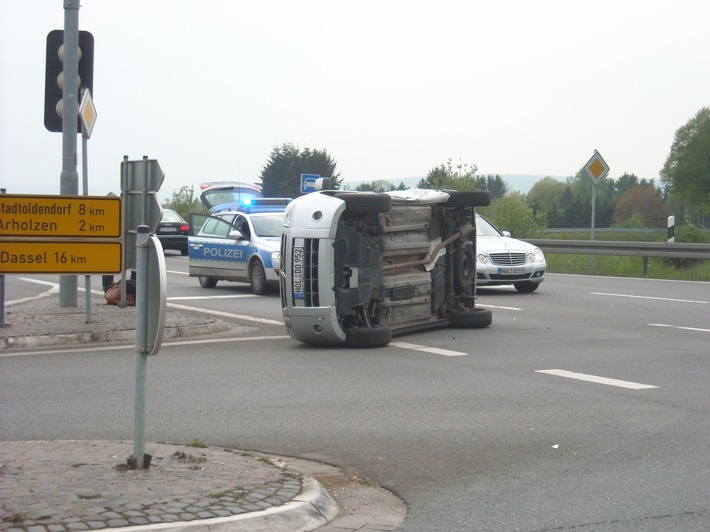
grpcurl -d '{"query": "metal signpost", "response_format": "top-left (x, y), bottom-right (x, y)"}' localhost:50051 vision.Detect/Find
top-left (583, 150), bottom-right (610, 268)
top-left (132, 226), bottom-right (167, 469)
top-left (583, 150), bottom-right (610, 241)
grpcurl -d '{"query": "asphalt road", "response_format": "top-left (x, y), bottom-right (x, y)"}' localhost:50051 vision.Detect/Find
top-left (2, 255), bottom-right (709, 531)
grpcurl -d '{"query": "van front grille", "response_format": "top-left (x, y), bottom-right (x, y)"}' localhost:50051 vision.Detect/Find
top-left (292, 238), bottom-right (320, 307)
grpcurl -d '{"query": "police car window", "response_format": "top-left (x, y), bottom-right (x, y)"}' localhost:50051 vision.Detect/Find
top-left (200, 217), bottom-right (233, 238)
top-left (252, 214), bottom-right (283, 237)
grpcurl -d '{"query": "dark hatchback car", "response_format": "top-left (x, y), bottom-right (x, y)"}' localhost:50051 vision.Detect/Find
top-left (156, 208), bottom-right (190, 255)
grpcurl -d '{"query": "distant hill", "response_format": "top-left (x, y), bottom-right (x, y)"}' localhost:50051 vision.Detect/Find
top-left (342, 175), bottom-right (568, 194)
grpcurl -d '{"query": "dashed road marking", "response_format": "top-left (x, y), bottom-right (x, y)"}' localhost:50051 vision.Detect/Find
top-left (390, 342), bottom-right (467, 357)
top-left (649, 323), bottom-right (710, 333)
top-left (536, 369), bottom-right (658, 389)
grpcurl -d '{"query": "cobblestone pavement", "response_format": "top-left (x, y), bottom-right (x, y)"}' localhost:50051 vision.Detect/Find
top-left (0, 440), bottom-right (324, 531)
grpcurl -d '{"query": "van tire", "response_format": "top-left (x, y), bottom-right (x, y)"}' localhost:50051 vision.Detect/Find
top-left (448, 308), bottom-right (492, 329)
top-left (335, 193), bottom-right (392, 214)
top-left (343, 327), bottom-right (392, 348)
top-left (454, 242), bottom-right (476, 291)
top-left (444, 190), bottom-right (491, 208)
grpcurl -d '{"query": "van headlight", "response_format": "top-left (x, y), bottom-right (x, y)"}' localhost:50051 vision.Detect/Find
top-left (272, 251), bottom-right (281, 272)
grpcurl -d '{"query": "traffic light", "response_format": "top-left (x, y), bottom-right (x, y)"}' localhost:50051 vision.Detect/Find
top-left (44, 29), bottom-right (94, 133)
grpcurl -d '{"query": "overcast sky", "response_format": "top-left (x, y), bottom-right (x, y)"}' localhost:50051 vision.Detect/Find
top-left (1, 0), bottom-right (708, 200)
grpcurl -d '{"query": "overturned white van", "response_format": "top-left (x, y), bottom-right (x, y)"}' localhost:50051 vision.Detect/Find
top-left (279, 187), bottom-right (493, 347)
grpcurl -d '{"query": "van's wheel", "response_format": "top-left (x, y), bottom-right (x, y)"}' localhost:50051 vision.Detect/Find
top-left (444, 190), bottom-right (491, 208)
top-left (249, 261), bottom-right (270, 295)
top-left (343, 327), bottom-right (392, 348)
top-left (454, 242), bottom-right (476, 291)
top-left (335, 193), bottom-right (392, 214)
top-left (514, 281), bottom-right (539, 293)
top-left (199, 276), bottom-right (218, 288)
top-left (448, 308), bottom-right (492, 329)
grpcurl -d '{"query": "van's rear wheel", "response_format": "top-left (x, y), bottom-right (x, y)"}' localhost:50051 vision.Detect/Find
top-left (343, 327), bottom-right (392, 348)
top-left (444, 190), bottom-right (491, 208)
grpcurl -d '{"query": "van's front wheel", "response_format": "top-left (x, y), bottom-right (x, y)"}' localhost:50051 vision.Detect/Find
top-left (343, 327), bottom-right (392, 348)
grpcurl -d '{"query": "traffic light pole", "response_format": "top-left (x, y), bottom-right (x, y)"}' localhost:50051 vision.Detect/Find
top-left (59, 0), bottom-right (81, 307)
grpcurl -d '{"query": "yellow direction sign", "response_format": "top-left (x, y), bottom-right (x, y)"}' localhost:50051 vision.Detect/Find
top-left (0, 241), bottom-right (122, 274)
top-left (0, 194), bottom-right (121, 237)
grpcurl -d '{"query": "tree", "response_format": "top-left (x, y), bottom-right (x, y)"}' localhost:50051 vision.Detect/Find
top-left (166, 185), bottom-right (206, 219)
top-left (660, 107), bottom-right (710, 210)
top-left (527, 177), bottom-right (567, 227)
top-left (417, 159), bottom-right (508, 198)
top-left (259, 143), bottom-right (342, 197)
top-left (478, 193), bottom-right (548, 239)
top-left (354, 180), bottom-right (409, 192)
top-left (612, 185), bottom-right (668, 228)
top-left (418, 159), bottom-right (479, 190)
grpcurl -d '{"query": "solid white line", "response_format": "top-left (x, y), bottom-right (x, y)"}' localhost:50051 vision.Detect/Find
top-left (649, 323), bottom-right (710, 334)
top-left (166, 302), bottom-right (283, 325)
top-left (536, 369), bottom-right (658, 389)
top-left (390, 341), bottom-right (467, 357)
top-left (477, 303), bottom-right (523, 311)
top-left (167, 294), bottom-right (257, 301)
top-left (591, 292), bottom-right (708, 304)
top-left (0, 335), bottom-right (292, 358)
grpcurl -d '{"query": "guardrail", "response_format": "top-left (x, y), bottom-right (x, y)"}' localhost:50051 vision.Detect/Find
top-left (522, 239), bottom-right (710, 277)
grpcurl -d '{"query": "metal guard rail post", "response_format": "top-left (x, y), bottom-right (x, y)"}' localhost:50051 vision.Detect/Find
top-left (521, 239), bottom-right (710, 277)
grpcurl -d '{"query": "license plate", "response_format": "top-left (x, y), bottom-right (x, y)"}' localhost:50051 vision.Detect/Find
top-left (160, 227), bottom-right (178, 233)
top-left (292, 247), bottom-right (304, 299)
top-left (499, 267), bottom-right (525, 275)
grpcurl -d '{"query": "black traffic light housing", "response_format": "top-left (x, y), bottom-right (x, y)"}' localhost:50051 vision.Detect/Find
top-left (44, 29), bottom-right (94, 133)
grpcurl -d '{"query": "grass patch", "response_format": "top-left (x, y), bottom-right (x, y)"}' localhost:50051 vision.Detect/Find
top-left (541, 229), bottom-right (710, 281)
top-left (546, 254), bottom-right (710, 281)
top-left (188, 438), bottom-right (207, 448)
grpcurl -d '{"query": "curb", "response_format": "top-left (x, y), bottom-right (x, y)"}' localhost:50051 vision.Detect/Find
top-left (101, 477), bottom-right (339, 532)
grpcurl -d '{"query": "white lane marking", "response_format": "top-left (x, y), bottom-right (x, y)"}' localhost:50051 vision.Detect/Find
top-left (536, 369), bottom-right (658, 389)
top-left (6, 278), bottom-right (60, 306)
top-left (477, 303), bottom-right (523, 311)
top-left (0, 335), bottom-right (292, 358)
top-left (11, 278), bottom-right (279, 325)
top-left (168, 295), bottom-right (257, 301)
top-left (649, 323), bottom-right (710, 334)
top-left (591, 292), bottom-right (708, 304)
top-left (166, 302), bottom-right (283, 325)
top-left (390, 341), bottom-right (467, 357)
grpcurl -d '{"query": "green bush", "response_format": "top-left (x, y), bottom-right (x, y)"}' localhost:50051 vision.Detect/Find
top-left (665, 224), bottom-right (710, 269)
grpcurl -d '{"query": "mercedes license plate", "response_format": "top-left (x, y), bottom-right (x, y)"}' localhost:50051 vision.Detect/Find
top-left (499, 267), bottom-right (525, 275)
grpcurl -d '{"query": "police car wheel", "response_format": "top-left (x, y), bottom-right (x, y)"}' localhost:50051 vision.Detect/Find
top-left (199, 276), bottom-right (218, 288)
top-left (250, 261), bottom-right (269, 295)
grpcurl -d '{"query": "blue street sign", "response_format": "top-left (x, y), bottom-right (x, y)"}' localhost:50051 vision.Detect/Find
top-left (300, 174), bottom-right (320, 194)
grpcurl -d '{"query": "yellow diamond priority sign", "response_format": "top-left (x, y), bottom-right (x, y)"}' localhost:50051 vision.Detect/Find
top-left (583, 150), bottom-right (609, 186)
top-left (79, 89), bottom-right (97, 139)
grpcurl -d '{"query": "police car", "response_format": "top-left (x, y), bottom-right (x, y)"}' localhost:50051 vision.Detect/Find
top-left (188, 198), bottom-right (289, 295)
